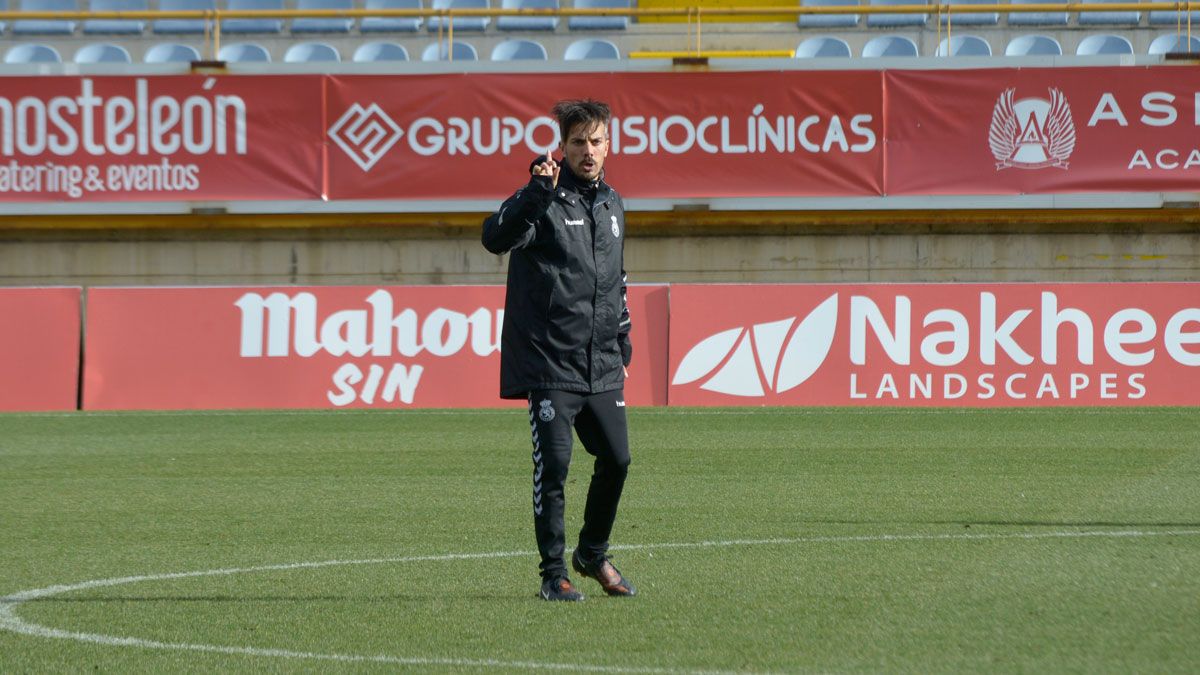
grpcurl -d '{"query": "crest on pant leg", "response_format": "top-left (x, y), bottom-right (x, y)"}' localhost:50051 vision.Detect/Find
top-left (538, 399), bottom-right (556, 422)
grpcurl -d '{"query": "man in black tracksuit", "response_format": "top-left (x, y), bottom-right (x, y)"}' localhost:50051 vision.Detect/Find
top-left (482, 99), bottom-right (636, 602)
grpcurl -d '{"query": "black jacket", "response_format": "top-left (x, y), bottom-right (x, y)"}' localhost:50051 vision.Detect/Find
top-left (482, 163), bottom-right (631, 399)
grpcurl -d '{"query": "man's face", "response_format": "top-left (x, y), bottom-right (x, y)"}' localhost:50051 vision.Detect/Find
top-left (560, 121), bottom-right (609, 183)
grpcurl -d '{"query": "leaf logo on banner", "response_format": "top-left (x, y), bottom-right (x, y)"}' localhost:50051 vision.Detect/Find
top-left (990, 88), bottom-right (1075, 171)
top-left (672, 294), bottom-right (838, 397)
top-left (328, 103), bottom-right (404, 172)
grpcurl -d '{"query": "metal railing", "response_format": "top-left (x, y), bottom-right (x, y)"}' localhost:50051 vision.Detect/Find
top-left (0, 3), bottom-right (1193, 61)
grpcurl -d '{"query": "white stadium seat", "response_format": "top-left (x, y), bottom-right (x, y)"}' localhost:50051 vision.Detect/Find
top-left (795, 36), bottom-right (852, 58)
top-left (144, 43), bottom-right (202, 62)
top-left (564, 38), bottom-right (620, 60)
top-left (1006, 34), bottom-right (1063, 56)
top-left (219, 42), bottom-right (272, 62)
top-left (74, 43), bottom-right (133, 62)
top-left (354, 41), bottom-right (411, 61)
top-left (491, 39), bottom-right (547, 60)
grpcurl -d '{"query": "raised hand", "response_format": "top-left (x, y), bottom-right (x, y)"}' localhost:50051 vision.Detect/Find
top-left (532, 154), bottom-right (560, 189)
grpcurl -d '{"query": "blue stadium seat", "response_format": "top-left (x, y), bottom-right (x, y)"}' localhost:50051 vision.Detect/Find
top-left (1149, 8), bottom-right (1200, 25)
top-left (361, 0), bottom-right (423, 32)
top-left (353, 41), bottom-right (410, 60)
top-left (74, 42), bottom-right (133, 62)
top-left (12, 0), bottom-right (78, 35)
top-left (1077, 0), bottom-right (1139, 25)
top-left (1008, 0), bottom-right (1067, 25)
top-left (153, 0), bottom-right (214, 34)
top-left (222, 0), bottom-right (284, 34)
top-left (794, 36), bottom-right (851, 58)
top-left (427, 0), bottom-right (490, 31)
top-left (292, 0), bottom-right (353, 32)
top-left (798, 0), bottom-right (858, 28)
top-left (569, 0), bottom-right (627, 30)
top-left (862, 35), bottom-right (919, 57)
top-left (421, 40), bottom-right (478, 60)
top-left (285, 42), bottom-right (341, 61)
top-left (4, 43), bottom-right (63, 62)
top-left (937, 0), bottom-right (997, 25)
top-left (84, 0), bottom-right (146, 34)
top-left (491, 38), bottom-right (547, 60)
top-left (1005, 34), bottom-right (1062, 55)
top-left (563, 38), bottom-right (620, 59)
top-left (1076, 34), bottom-right (1134, 55)
top-left (219, 42), bottom-right (272, 61)
top-left (144, 42), bottom-right (202, 62)
top-left (498, 0), bottom-right (558, 30)
top-left (1149, 34), bottom-right (1200, 54)
top-left (866, 0), bottom-right (926, 27)
top-left (937, 35), bottom-right (991, 56)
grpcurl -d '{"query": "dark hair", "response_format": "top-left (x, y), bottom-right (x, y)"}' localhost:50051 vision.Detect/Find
top-left (552, 99), bottom-right (611, 144)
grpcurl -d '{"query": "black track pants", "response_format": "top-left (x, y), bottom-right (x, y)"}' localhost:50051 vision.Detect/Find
top-left (527, 388), bottom-right (630, 581)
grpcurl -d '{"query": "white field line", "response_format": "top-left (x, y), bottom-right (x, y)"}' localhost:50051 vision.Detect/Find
top-left (2, 529), bottom-right (1199, 672)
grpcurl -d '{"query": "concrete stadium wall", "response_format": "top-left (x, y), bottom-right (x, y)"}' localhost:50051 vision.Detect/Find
top-left (1, 215), bottom-right (1197, 286)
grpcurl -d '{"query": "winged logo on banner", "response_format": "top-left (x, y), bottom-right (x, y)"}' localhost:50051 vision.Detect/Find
top-left (1045, 88), bottom-right (1076, 168)
top-left (988, 88), bottom-right (1019, 168)
top-left (989, 87), bottom-right (1075, 170)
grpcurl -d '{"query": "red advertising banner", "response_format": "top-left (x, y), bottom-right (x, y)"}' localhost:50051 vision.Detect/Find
top-left (0, 288), bottom-right (81, 411)
top-left (668, 284), bottom-right (1200, 407)
top-left (885, 67), bottom-right (1200, 195)
top-left (0, 75), bottom-right (324, 202)
top-left (325, 71), bottom-right (884, 201)
top-left (82, 284), bottom-right (669, 410)
top-left (4, 67), bottom-right (1199, 204)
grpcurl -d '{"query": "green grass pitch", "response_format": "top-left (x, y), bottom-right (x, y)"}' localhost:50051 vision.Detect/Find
top-left (1, 407), bottom-right (1198, 673)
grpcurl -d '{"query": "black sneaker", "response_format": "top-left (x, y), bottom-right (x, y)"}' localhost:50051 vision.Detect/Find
top-left (540, 576), bottom-right (585, 602)
top-left (572, 549), bottom-right (637, 597)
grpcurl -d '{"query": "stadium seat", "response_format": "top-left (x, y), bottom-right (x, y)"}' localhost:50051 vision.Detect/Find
top-left (798, 0), bottom-right (858, 27)
top-left (74, 43), bottom-right (133, 62)
top-left (218, 42), bottom-right (272, 61)
top-left (936, 35), bottom-right (992, 56)
top-left (936, 0), bottom-right (997, 25)
top-left (862, 35), bottom-right (919, 57)
top-left (427, 0), bottom-right (490, 31)
top-left (491, 38), bottom-right (547, 60)
top-left (292, 0), bottom-right (354, 33)
top-left (4, 43), bottom-right (62, 62)
top-left (353, 41), bottom-right (410, 60)
top-left (1077, 0), bottom-right (1139, 25)
top-left (497, 0), bottom-right (558, 30)
top-left (222, 0), bottom-right (284, 34)
top-left (284, 42), bottom-right (341, 61)
top-left (569, 0), bottom-right (628, 30)
top-left (1149, 8), bottom-right (1200, 25)
top-left (144, 42), bottom-right (201, 62)
top-left (1148, 34), bottom-right (1200, 54)
top-left (794, 36), bottom-right (851, 58)
top-left (361, 0), bottom-right (423, 32)
top-left (153, 0), bottom-right (214, 34)
top-left (1076, 34), bottom-right (1134, 55)
top-left (1008, 0), bottom-right (1068, 25)
top-left (421, 40), bottom-right (478, 60)
top-left (563, 38), bottom-right (620, 59)
top-left (0, 0), bottom-right (5, 33)
top-left (83, 0), bottom-right (146, 34)
top-left (12, 0), bottom-right (77, 35)
top-left (1005, 34), bottom-right (1062, 55)
top-left (866, 0), bottom-right (926, 27)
